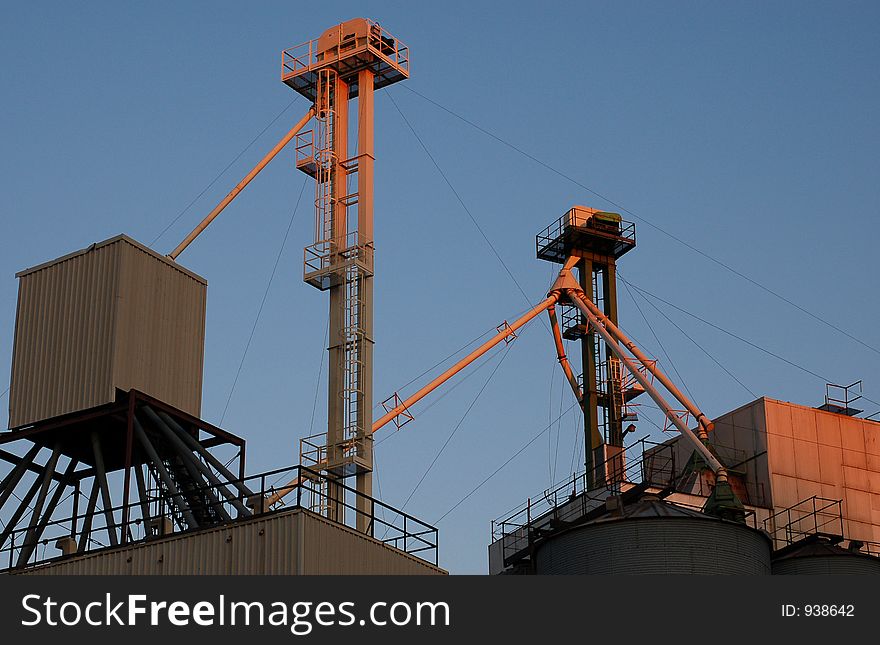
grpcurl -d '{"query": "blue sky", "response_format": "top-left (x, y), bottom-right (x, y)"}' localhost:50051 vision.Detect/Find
top-left (1, 1), bottom-right (878, 573)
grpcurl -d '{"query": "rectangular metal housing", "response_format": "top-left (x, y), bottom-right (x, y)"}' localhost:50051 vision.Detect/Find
top-left (8, 235), bottom-right (207, 428)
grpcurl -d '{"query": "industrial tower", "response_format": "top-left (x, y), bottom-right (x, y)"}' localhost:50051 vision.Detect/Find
top-left (282, 19), bottom-right (410, 529)
top-left (536, 207), bottom-right (638, 487)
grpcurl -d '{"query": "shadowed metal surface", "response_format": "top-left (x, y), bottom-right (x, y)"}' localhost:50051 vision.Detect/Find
top-left (12, 508), bottom-right (446, 576)
top-left (772, 539), bottom-right (880, 575)
top-left (9, 235), bottom-right (206, 428)
top-left (534, 498), bottom-right (772, 575)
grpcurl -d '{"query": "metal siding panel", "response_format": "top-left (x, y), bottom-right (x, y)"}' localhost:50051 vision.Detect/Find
top-left (299, 512), bottom-right (444, 575)
top-left (8, 236), bottom-right (205, 426)
top-left (534, 518), bottom-right (772, 575)
top-left (13, 510), bottom-right (444, 576)
top-left (772, 555), bottom-right (880, 575)
top-left (112, 239), bottom-right (205, 417)
top-left (9, 242), bottom-right (119, 427)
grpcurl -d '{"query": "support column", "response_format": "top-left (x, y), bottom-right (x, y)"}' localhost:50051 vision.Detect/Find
top-left (356, 68), bottom-right (375, 532)
top-left (602, 262), bottom-right (623, 447)
top-left (578, 258), bottom-right (599, 488)
top-left (90, 432), bottom-right (118, 547)
top-left (327, 74), bottom-right (349, 523)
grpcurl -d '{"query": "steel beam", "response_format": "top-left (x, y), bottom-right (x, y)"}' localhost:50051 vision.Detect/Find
top-left (78, 478), bottom-right (100, 553)
top-left (90, 432), bottom-right (118, 547)
top-left (17, 457), bottom-right (78, 567)
top-left (134, 464), bottom-right (151, 535)
top-left (140, 409), bottom-right (231, 522)
top-left (14, 444), bottom-right (61, 567)
top-left (143, 407), bottom-right (245, 518)
top-left (154, 409), bottom-right (253, 500)
top-left (356, 67), bottom-right (376, 531)
top-left (0, 444), bottom-right (41, 507)
top-left (0, 476), bottom-right (43, 555)
top-left (133, 417), bottom-right (198, 529)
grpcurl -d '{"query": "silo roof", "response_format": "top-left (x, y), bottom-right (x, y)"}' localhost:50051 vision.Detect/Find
top-left (589, 496), bottom-right (711, 524)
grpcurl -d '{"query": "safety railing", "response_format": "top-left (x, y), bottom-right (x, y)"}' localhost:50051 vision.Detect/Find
top-left (282, 20), bottom-right (410, 82)
top-left (303, 232), bottom-right (375, 289)
top-left (0, 464), bottom-right (437, 571)
top-left (536, 211), bottom-right (636, 262)
top-left (491, 436), bottom-right (677, 561)
top-left (860, 540), bottom-right (880, 557)
top-left (490, 434), bottom-right (769, 565)
top-left (762, 496), bottom-right (844, 550)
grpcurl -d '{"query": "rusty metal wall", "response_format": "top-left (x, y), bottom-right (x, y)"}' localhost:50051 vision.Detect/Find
top-left (13, 509), bottom-right (446, 575)
top-left (8, 235), bottom-right (206, 427)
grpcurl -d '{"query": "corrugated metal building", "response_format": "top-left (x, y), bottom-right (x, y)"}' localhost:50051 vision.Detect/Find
top-left (646, 397), bottom-right (880, 545)
top-left (8, 235), bottom-right (206, 427)
top-left (13, 508), bottom-right (446, 576)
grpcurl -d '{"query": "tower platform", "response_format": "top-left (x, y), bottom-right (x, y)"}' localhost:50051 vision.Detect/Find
top-left (536, 206), bottom-right (636, 264)
top-left (281, 18), bottom-right (409, 100)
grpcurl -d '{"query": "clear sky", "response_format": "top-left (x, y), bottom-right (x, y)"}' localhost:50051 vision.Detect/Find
top-left (1, 1), bottom-right (878, 573)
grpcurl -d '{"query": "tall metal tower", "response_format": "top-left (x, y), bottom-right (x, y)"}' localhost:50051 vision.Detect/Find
top-left (536, 207), bottom-right (637, 488)
top-left (282, 19), bottom-right (409, 529)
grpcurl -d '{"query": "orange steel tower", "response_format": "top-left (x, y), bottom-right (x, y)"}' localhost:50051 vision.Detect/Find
top-left (536, 207), bottom-right (638, 487)
top-left (281, 19), bottom-right (409, 530)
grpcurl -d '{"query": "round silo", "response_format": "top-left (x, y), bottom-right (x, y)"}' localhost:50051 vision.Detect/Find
top-left (772, 539), bottom-right (880, 575)
top-left (533, 495), bottom-right (772, 575)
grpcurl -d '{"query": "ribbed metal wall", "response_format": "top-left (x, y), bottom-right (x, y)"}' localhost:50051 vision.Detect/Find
top-left (8, 235), bottom-right (206, 427)
top-left (13, 509), bottom-right (445, 575)
top-left (772, 553), bottom-right (880, 575)
top-left (534, 518), bottom-right (772, 575)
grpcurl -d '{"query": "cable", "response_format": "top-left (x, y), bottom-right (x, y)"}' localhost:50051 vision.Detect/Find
top-left (619, 278), bottom-right (697, 403)
top-left (621, 279), bottom-right (831, 383)
top-left (219, 178), bottom-right (308, 424)
top-left (398, 84), bottom-right (880, 359)
top-left (568, 400), bottom-right (582, 476)
top-left (372, 448), bottom-right (387, 524)
top-left (0, 386), bottom-right (8, 401)
top-left (388, 344), bottom-right (513, 528)
top-left (308, 318), bottom-right (330, 436)
top-left (374, 326), bottom-right (498, 413)
top-left (551, 368), bottom-right (566, 484)
top-left (386, 91), bottom-right (550, 329)
top-left (149, 97), bottom-right (300, 247)
top-left (547, 356), bottom-right (556, 484)
top-left (623, 277), bottom-right (758, 399)
top-left (373, 341), bottom-right (511, 448)
top-left (619, 280), bottom-right (880, 416)
top-left (435, 401), bottom-right (579, 524)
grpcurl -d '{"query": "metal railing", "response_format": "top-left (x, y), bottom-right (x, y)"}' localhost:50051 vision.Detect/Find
top-left (763, 496), bottom-right (844, 550)
top-left (536, 211), bottom-right (636, 262)
top-left (860, 540), bottom-right (880, 557)
top-left (490, 434), bottom-right (769, 565)
top-left (0, 464), bottom-right (437, 571)
top-left (303, 232), bottom-right (375, 289)
top-left (282, 20), bottom-right (410, 82)
top-left (491, 436), bottom-right (678, 561)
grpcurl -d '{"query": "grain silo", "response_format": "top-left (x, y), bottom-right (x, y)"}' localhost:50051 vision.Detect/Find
top-left (533, 494), bottom-right (772, 575)
top-left (771, 537), bottom-right (880, 575)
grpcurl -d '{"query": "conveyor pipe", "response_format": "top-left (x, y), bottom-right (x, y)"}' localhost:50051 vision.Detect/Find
top-left (566, 286), bottom-right (726, 477)
top-left (168, 107), bottom-right (316, 260)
